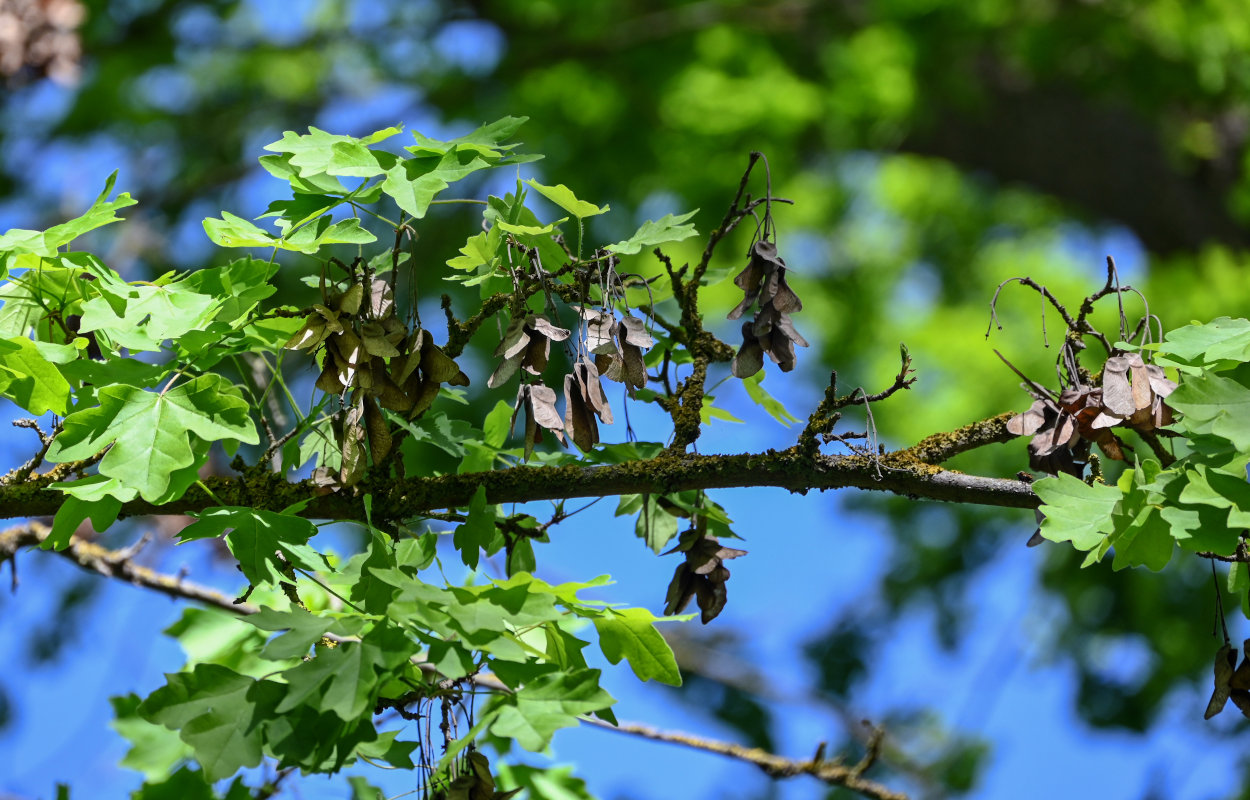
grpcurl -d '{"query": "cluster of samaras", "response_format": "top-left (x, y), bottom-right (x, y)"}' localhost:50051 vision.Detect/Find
top-left (1007, 352), bottom-right (1177, 474)
top-left (1206, 639), bottom-right (1250, 720)
top-left (729, 239), bottom-right (808, 377)
top-left (284, 274), bottom-right (470, 485)
top-left (490, 306), bottom-right (655, 458)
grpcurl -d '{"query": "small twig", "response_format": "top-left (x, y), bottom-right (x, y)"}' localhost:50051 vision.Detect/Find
top-left (986, 276), bottom-right (1079, 341)
top-left (580, 717), bottom-right (907, 800)
top-left (0, 522), bottom-right (259, 615)
top-left (1197, 546), bottom-right (1250, 564)
top-left (993, 349), bottom-right (1059, 400)
top-left (5, 418), bottom-right (54, 484)
top-left (800, 346), bottom-right (915, 453)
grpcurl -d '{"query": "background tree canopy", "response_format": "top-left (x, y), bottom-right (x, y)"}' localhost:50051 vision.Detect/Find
top-left (4, 1), bottom-right (1250, 798)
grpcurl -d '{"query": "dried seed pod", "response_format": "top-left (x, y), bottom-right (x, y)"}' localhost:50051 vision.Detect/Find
top-left (575, 357), bottom-right (613, 425)
top-left (363, 395), bottom-right (391, 463)
top-left (489, 315), bottom-right (570, 388)
top-left (595, 352), bottom-right (625, 382)
top-left (1006, 398), bottom-right (1048, 436)
top-left (339, 394), bottom-right (368, 486)
top-left (284, 314), bottom-right (329, 351)
top-left (663, 529), bottom-right (747, 624)
top-left (1207, 643), bottom-right (1239, 719)
top-left (315, 357), bottom-right (347, 395)
top-left (580, 307), bottom-right (617, 354)
top-left (563, 372), bottom-right (600, 452)
top-left (727, 240), bottom-right (785, 320)
top-left (333, 283), bottom-right (365, 316)
top-left (418, 330), bottom-right (462, 383)
top-left (731, 321), bottom-right (765, 379)
top-left (765, 269), bottom-right (803, 314)
top-left (360, 321), bottom-right (400, 358)
top-left (511, 383), bottom-right (565, 460)
top-left (1101, 356), bottom-right (1137, 416)
top-left (368, 278), bottom-right (394, 318)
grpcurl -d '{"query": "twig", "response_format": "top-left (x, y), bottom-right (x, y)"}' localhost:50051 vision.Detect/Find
top-left (799, 346), bottom-right (915, 453)
top-left (899, 413), bottom-right (1018, 465)
top-left (986, 276), bottom-right (1078, 341)
top-left (579, 716), bottom-right (907, 800)
top-left (0, 522), bottom-right (259, 615)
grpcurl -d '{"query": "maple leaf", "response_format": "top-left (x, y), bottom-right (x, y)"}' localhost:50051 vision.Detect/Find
top-left (46, 374), bottom-right (258, 502)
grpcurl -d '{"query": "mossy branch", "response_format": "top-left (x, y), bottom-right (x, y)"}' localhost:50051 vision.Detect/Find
top-left (0, 444), bottom-right (1038, 524)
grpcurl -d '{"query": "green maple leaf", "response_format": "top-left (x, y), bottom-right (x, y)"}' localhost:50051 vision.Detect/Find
top-left (382, 151), bottom-right (492, 219)
top-left (259, 153), bottom-right (353, 194)
top-left (454, 485), bottom-right (494, 569)
top-left (179, 507), bottom-right (323, 587)
top-left (1167, 372), bottom-right (1250, 451)
top-left (45, 493), bottom-right (122, 550)
top-left (78, 278), bottom-right (221, 351)
top-left (524, 179), bottom-right (608, 218)
top-left (592, 608), bottom-right (682, 686)
top-left (0, 335), bottom-right (71, 415)
top-left (202, 211), bottom-right (280, 250)
top-left (0, 172), bottom-right (135, 257)
top-left (490, 669), bottom-right (615, 751)
top-left (1034, 472), bottom-right (1121, 552)
top-left (263, 125), bottom-right (401, 176)
top-left (127, 766), bottom-right (217, 800)
top-left (281, 217), bottom-right (377, 254)
top-left (242, 606), bottom-right (365, 661)
top-left (46, 374), bottom-right (258, 502)
top-left (276, 625), bottom-right (411, 721)
top-left (138, 664), bottom-right (284, 782)
top-left (606, 210), bottom-right (699, 255)
top-left (408, 116), bottom-right (529, 159)
top-left (1153, 316), bottom-right (1250, 373)
top-left (109, 693), bottom-right (193, 781)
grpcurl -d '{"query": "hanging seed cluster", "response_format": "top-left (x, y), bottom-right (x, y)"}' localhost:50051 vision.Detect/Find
top-left (430, 749), bottom-right (520, 800)
top-left (663, 527), bottom-right (747, 624)
top-left (497, 307), bottom-right (654, 459)
top-left (729, 239), bottom-right (808, 377)
top-left (1206, 639), bottom-right (1250, 720)
top-left (285, 276), bottom-right (468, 486)
top-left (1007, 351), bottom-right (1176, 474)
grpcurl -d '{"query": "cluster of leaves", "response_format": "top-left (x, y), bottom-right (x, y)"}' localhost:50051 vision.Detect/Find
top-left (0, 117), bottom-right (807, 796)
top-left (120, 539), bottom-right (683, 792)
top-left (1033, 318), bottom-right (1250, 594)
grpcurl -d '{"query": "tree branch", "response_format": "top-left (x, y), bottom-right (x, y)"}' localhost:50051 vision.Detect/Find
top-left (4, 446), bottom-right (1038, 524)
top-left (580, 716), bottom-right (907, 800)
top-left (0, 522), bottom-right (257, 615)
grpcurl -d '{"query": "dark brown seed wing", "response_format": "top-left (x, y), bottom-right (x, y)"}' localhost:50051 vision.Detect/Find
top-left (364, 396), bottom-right (391, 463)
